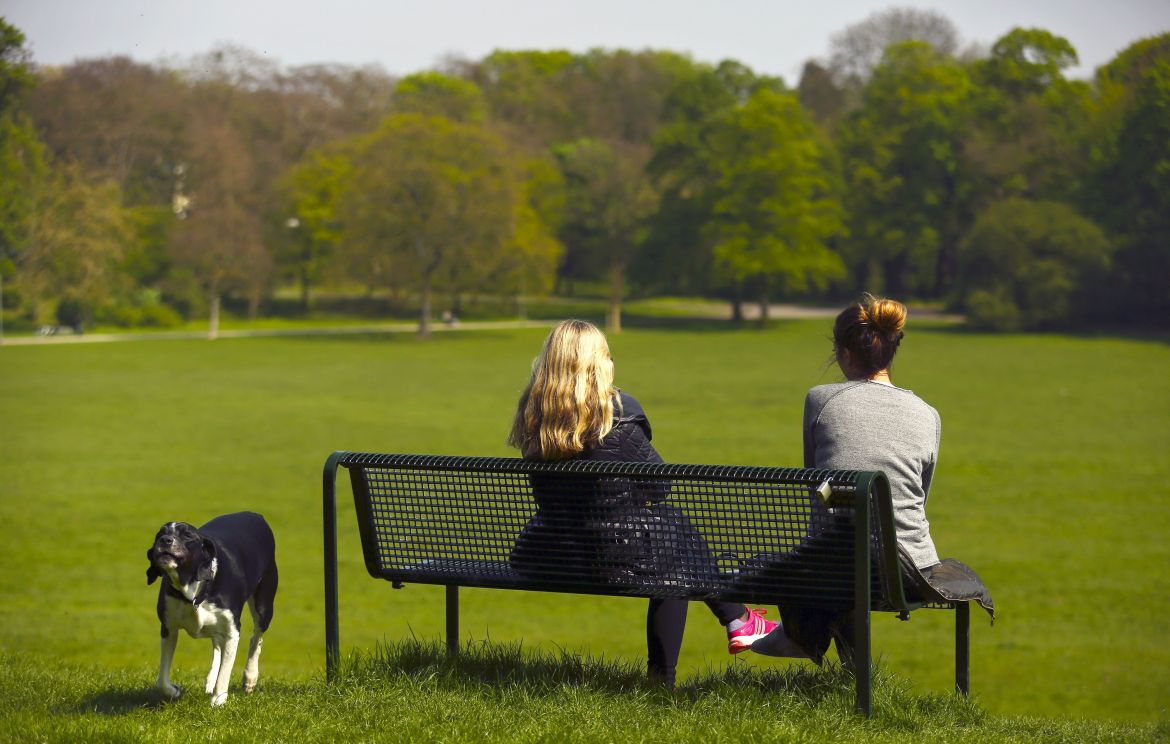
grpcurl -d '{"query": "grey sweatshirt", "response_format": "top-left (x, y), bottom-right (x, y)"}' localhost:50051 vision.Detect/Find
top-left (803, 381), bottom-right (942, 568)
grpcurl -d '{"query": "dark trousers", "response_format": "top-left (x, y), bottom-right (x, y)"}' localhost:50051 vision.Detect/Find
top-left (647, 598), bottom-right (743, 686)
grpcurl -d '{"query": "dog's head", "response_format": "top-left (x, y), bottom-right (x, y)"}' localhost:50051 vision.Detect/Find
top-left (146, 522), bottom-right (216, 585)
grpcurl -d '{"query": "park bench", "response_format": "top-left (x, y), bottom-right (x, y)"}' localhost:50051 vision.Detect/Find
top-left (322, 451), bottom-right (974, 716)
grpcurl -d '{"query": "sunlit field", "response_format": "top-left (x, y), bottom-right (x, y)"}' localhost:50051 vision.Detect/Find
top-left (1, 318), bottom-right (1167, 726)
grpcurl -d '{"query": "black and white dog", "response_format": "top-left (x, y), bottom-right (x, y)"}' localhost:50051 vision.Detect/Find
top-left (146, 512), bottom-right (278, 706)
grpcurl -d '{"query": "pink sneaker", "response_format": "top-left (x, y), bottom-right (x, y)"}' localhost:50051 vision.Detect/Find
top-left (727, 607), bottom-right (778, 654)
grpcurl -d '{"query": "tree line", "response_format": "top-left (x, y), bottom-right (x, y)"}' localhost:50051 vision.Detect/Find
top-left (0, 10), bottom-right (1166, 336)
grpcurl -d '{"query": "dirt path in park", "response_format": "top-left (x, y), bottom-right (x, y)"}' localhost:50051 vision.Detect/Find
top-left (0, 302), bottom-right (960, 346)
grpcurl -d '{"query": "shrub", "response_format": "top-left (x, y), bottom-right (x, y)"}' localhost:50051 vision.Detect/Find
top-left (93, 289), bottom-right (183, 329)
top-left (955, 198), bottom-right (1112, 331)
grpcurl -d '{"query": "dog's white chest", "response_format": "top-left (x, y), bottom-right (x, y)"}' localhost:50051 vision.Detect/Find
top-left (166, 596), bottom-right (233, 640)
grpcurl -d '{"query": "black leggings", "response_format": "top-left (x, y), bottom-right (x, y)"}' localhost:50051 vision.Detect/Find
top-left (647, 598), bottom-right (743, 686)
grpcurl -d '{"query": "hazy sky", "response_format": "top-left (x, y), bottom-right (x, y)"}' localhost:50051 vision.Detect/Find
top-left (5, 0), bottom-right (1169, 83)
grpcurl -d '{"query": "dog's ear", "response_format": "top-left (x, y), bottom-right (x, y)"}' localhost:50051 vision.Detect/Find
top-left (146, 548), bottom-right (161, 585)
top-left (196, 538), bottom-right (217, 582)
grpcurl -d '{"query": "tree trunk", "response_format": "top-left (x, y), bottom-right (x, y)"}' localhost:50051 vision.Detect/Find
top-left (730, 281), bottom-right (744, 323)
top-left (419, 281), bottom-right (432, 339)
top-left (758, 277), bottom-right (771, 326)
top-left (300, 267), bottom-right (311, 312)
top-left (208, 291), bottom-right (220, 341)
top-left (607, 261), bottom-right (624, 334)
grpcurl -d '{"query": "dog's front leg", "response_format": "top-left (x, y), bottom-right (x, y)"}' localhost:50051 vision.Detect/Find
top-left (209, 625), bottom-right (240, 707)
top-left (156, 627), bottom-right (182, 700)
top-left (205, 643), bottom-right (223, 695)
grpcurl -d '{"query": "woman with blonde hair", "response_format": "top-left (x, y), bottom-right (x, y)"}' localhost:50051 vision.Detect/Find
top-left (508, 319), bottom-right (778, 686)
top-left (753, 295), bottom-right (993, 660)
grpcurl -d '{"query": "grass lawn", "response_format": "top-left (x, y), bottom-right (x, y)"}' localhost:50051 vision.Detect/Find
top-left (1, 318), bottom-right (1167, 730)
top-left (2, 642), bottom-right (1163, 743)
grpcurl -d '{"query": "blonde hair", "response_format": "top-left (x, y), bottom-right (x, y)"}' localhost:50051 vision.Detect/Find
top-left (833, 293), bottom-right (907, 376)
top-left (507, 319), bottom-right (618, 460)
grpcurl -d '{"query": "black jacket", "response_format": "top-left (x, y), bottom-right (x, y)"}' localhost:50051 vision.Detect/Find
top-left (582, 391), bottom-right (663, 465)
top-left (510, 391), bottom-right (706, 586)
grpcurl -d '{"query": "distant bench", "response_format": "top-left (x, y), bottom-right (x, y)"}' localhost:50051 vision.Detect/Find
top-left (322, 451), bottom-right (974, 716)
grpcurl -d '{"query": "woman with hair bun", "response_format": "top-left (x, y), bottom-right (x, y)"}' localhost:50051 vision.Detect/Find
top-left (816, 295), bottom-right (942, 569)
top-left (508, 319), bottom-right (779, 686)
top-left (753, 295), bottom-right (993, 661)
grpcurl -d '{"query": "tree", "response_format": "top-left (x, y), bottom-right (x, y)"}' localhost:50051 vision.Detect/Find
top-left (464, 50), bottom-right (579, 148)
top-left (837, 41), bottom-right (973, 298)
top-left (466, 154), bottom-right (564, 318)
top-left (827, 7), bottom-right (960, 91)
top-left (0, 19), bottom-right (45, 299)
top-left (553, 138), bottom-right (655, 333)
top-left (0, 19), bottom-right (34, 113)
top-left (168, 105), bottom-right (271, 338)
top-left (1086, 35), bottom-right (1170, 326)
top-left (16, 161), bottom-right (131, 325)
top-left (702, 89), bottom-right (846, 321)
top-left (640, 60), bottom-right (786, 302)
top-left (955, 199), bottom-right (1112, 331)
top-left (0, 114), bottom-right (47, 314)
top-left (797, 61), bottom-right (847, 129)
top-left (28, 57), bottom-right (191, 205)
top-left (281, 143), bottom-right (353, 308)
top-left (336, 113), bottom-right (520, 338)
top-left (965, 29), bottom-right (1093, 205)
top-left (392, 71), bottom-right (486, 123)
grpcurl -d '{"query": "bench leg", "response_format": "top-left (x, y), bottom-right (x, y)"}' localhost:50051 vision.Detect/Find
top-left (446, 585), bottom-right (459, 655)
top-left (955, 601), bottom-right (970, 696)
top-left (852, 479), bottom-right (872, 717)
top-left (323, 455), bottom-right (341, 683)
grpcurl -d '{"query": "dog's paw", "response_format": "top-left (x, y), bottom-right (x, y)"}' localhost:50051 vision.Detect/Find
top-left (204, 680), bottom-right (215, 695)
top-left (243, 679), bottom-right (257, 694)
top-left (210, 692), bottom-right (228, 707)
top-left (159, 682), bottom-right (183, 701)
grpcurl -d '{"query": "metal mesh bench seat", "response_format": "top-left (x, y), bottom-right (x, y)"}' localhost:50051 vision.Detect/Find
top-left (323, 451), bottom-right (974, 716)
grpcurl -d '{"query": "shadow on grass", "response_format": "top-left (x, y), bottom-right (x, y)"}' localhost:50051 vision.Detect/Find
top-left (75, 686), bottom-right (170, 715)
top-left (340, 638), bottom-right (862, 708)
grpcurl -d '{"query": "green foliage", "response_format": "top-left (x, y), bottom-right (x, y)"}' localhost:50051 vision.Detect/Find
top-left (956, 198), bottom-right (1111, 330)
top-left (983, 28), bottom-right (1078, 96)
top-left (471, 50), bottom-right (580, 146)
top-left (838, 41), bottom-right (973, 297)
top-left (280, 143), bottom-right (355, 304)
top-left (703, 88), bottom-right (846, 300)
top-left (393, 71), bottom-right (487, 123)
top-left (15, 161), bottom-right (132, 323)
top-left (0, 19), bottom-right (44, 268)
top-left (1087, 36), bottom-right (1170, 324)
top-left (93, 288), bottom-right (184, 328)
top-left (0, 18), bottom-right (35, 113)
top-left (966, 29), bottom-right (1092, 205)
top-left (552, 138), bottom-right (654, 301)
top-left (336, 113), bottom-right (538, 334)
top-left (4, 22), bottom-right (1168, 330)
top-left (0, 111), bottom-right (47, 261)
top-left (642, 64), bottom-right (834, 306)
top-left (497, 155), bottom-right (565, 296)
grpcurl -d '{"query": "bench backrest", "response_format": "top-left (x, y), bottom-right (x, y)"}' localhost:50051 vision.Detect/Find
top-left (330, 452), bottom-right (914, 612)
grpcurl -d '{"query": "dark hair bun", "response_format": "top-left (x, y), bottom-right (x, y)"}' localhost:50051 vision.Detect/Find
top-left (861, 296), bottom-right (906, 336)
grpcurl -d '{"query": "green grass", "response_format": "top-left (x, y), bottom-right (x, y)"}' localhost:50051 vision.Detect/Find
top-left (1, 643), bottom-right (1162, 743)
top-left (1, 320), bottom-right (1168, 732)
